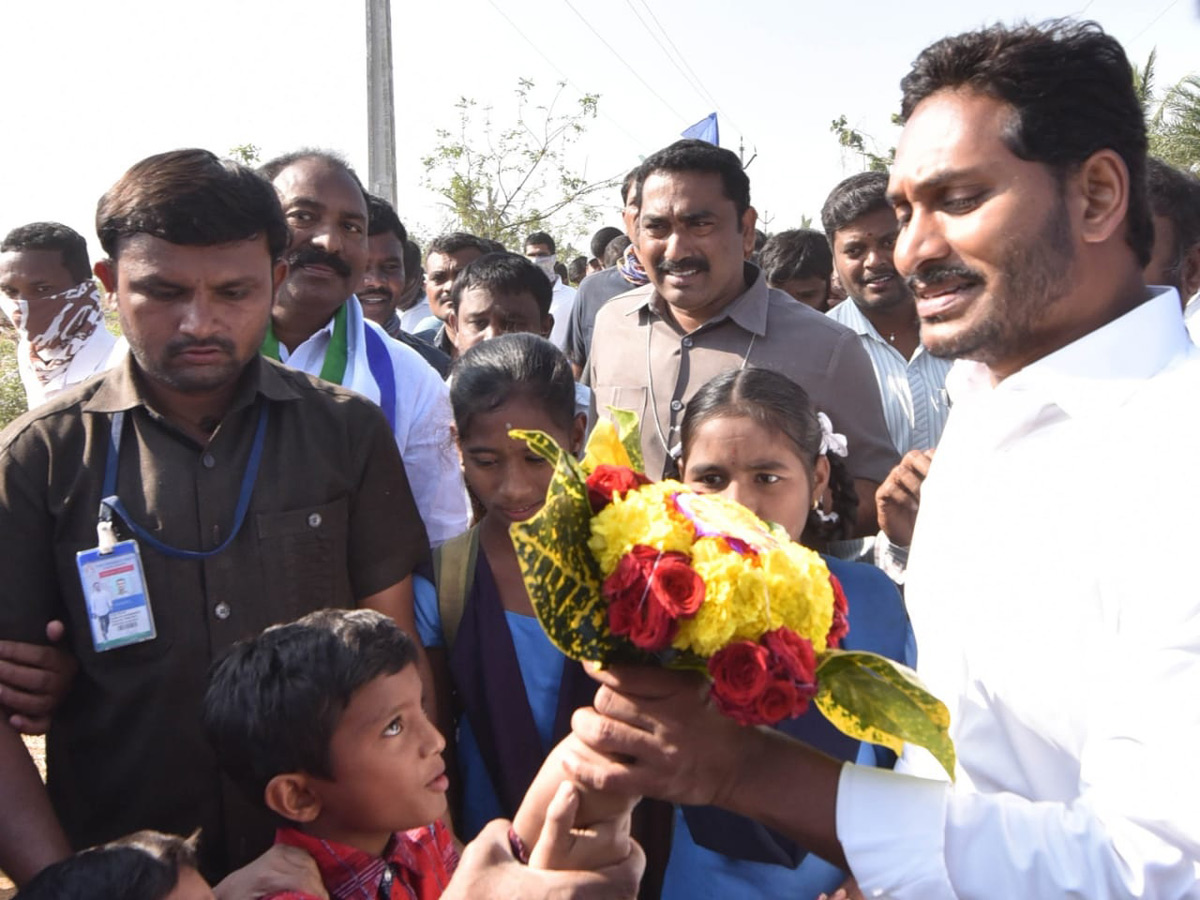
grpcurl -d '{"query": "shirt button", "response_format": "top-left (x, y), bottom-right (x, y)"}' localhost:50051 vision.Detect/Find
top-left (202, 454), bottom-right (216, 469)
top-left (681, 337), bottom-right (693, 348)
top-left (307, 512), bottom-right (323, 528)
top-left (670, 399), bottom-right (683, 412)
top-left (214, 601), bottom-right (231, 620)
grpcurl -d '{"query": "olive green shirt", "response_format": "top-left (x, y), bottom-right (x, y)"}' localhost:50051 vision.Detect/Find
top-left (0, 354), bottom-right (427, 879)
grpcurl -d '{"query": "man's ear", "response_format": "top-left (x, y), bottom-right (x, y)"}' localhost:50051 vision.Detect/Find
top-left (741, 207), bottom-right (759, 260)
top-left (264, 773), bottom-right (322, 824)
top-left (272, 259), bottom-right (289, 298)
top-left (542, 314), bottom-right (555, 339)
top-left (1075, 149), bottom-right (1128, 247)
top-left (94, 259), bottom-right (117, 294)
top-left (445, 310), bottom-right (459, 342)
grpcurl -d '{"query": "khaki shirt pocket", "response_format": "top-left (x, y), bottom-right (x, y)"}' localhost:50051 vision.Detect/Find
top-left (608, 386), bottom-right (649, 427)
top-left (255, 496), bottom-right (352, 619)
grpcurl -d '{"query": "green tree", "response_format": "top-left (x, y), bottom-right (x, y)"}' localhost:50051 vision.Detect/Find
top-left (0, 325), bottom-right (28, 429)
top-left (229, 143), bottom-right (261, 166)
top-left (829, 115), bottom-right (895, 173)
top-left (421, 79), bottom-right (619, 249)
top-left (1134, 51), bottom-right (1200, 172)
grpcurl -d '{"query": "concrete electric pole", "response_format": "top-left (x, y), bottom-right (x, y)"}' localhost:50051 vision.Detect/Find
top-left (365, 0), bottom-right (397, 206)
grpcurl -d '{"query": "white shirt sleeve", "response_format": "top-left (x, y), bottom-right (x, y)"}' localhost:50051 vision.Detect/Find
top-left (387, 340), bottom-right (469, 546)
top-left (837, 580), bottom-right (1200, 900)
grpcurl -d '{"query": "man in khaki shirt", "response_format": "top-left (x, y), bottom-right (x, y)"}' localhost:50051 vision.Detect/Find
top-left (586, 140), bottom-right (898, 532)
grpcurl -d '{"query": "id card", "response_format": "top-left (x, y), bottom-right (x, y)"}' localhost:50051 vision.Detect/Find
top-left (75, 540), bottom-right (157, 652)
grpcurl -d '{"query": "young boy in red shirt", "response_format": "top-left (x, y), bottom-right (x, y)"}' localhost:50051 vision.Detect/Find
top-left (202, 608), bottom-right (637, 899)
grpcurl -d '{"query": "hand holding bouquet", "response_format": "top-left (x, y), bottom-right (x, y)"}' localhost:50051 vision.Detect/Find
top-left (509, 410), bottom-right (954, 778)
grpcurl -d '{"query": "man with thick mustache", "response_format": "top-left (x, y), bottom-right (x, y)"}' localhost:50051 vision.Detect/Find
top-left (567, 20), bottom-right (1200, 899)
top-left (258, 151), bottom-right (467, 545)
top-left (585, 140), bottom-right (897, 534)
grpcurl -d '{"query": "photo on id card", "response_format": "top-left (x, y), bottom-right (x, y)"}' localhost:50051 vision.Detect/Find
top-left (76, 540), bottom-right (157, 652)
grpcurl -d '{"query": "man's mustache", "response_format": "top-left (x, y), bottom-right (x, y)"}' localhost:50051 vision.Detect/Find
top-left (905, 264), bottom-right (983, 294)
top-left (166, 336), bottom-right (235, 357)
top-left (359, 283), bottom-right (393, 301)
top-left (287, 247), bottom-right (352, 278)
top-left (656, 257), bottom-right (710, 277)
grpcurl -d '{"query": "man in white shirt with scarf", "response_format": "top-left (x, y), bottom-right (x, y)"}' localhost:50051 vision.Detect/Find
top-left (0, 223), bottom-right (123, 408)
top-left (258, 151), bottom-right (468, 546)
top-left (565, 20), bottom-right (1200, 899)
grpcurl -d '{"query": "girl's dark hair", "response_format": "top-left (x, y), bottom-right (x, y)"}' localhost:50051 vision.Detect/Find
top-left (680, 368), bottom-right (857, 550)
top-left (450, 333), bottom-right (576, 438)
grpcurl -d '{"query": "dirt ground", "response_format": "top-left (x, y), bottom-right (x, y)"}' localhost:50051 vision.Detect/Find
top-left (0, 734), bottom-right (46, 897)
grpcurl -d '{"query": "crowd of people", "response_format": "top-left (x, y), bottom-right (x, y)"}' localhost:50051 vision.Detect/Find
top-left (0, 16), bottom-right (1199, 900)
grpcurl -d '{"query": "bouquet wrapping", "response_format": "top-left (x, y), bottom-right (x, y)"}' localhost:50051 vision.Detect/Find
top-left (509, 409), bottom-right (955, 777)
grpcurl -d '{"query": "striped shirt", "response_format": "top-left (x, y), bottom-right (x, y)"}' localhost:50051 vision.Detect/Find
top-left (827, 299), bottom-right (953, 454)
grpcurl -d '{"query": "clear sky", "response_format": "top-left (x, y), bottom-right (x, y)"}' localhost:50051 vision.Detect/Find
top-left (1, 0), bottom-right (1196, 260)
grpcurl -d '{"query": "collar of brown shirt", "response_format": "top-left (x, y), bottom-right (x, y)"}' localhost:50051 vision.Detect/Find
top-left (82, 352), bottom-right (300, 423)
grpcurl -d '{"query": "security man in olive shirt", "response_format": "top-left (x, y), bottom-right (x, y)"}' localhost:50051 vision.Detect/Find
top-left (0, 150), bottom-right (430, 888)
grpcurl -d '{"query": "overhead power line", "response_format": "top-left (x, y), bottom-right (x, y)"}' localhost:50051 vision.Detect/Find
top-left (484, 0), bottom-right (645, 152)
top-left (1129, 0), bottom-right (1182, 43)
top-left (629, 0), bottom-right (744, 137)
top-left (559, 0), bottom-right (689, 122)
top-left (621, 0), bottom-right (713, 109)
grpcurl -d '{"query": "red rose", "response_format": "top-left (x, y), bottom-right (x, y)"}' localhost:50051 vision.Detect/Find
top-left (825, 574), bottom-right (849, 649)
top-left (708, 641), bottom-right (771, 718)
top-left (586, 465), bottom-right (651, 512)
top-left (647, 553), bottom-right (705, 618)
top-left (607, 585), bottom-right (676, 651)
top-left (755, 678), bottom-right (805, 724)
top-left (604, 547), bottom-right (678, 652)
top-left (762, 628), bottom-right (817, 687)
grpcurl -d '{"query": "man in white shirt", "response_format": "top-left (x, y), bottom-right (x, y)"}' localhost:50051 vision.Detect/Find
top-left (524, 231), bottom-right (577, 349)
top-left (0, 223), bottom-right (123, 408)
top-left (822, 172), bottom-right (953, 456)
top-left (258, 150), bottom-right (469, 545)
top-left (565, 20), bottom-right (1200, 899)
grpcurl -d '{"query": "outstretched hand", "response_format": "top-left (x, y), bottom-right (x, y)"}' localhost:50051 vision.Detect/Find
top-left (564, 663), bottom-right (759, 810)
top-left (445, 818), bottom-right (645, 900)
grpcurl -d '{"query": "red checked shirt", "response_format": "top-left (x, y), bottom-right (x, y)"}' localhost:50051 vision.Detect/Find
top-left (266, 823), bottom-right (458, 900)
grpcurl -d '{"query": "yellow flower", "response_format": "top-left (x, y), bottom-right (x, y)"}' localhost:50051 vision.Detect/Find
top-left (588, 479), bottom-right (836, 658)
top-left (580, 419), bottom-right (632, 473)
top-left (674, 537), bottom-right (834, 656)
top-left (589, 481), bottom-right (695, 574)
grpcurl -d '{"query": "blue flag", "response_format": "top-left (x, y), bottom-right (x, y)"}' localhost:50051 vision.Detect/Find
top-left (682, 113), bottom-right (719, 146)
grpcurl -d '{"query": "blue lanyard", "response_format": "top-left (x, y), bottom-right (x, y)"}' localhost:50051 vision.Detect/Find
top-left (99, 406), bottom-right (269, 560)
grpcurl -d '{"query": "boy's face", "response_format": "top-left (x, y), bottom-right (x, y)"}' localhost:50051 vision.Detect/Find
top-left (447, 286), bottom-right (551, 357)
top-left (310, 667), bottom-right (448, 851)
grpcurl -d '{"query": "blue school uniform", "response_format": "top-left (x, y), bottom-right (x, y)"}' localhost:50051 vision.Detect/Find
top-left (660, 555), bottom-right (916, 900)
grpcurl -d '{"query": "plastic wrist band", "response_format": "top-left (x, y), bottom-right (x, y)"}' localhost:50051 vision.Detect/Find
top-left (507, 826), bottom-right (531, 865)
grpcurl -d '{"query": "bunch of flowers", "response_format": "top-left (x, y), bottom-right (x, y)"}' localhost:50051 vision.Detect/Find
top-left (508, 413), bottom-right (954, 773)
top-left (586, 464), bottom-right (848, 726)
